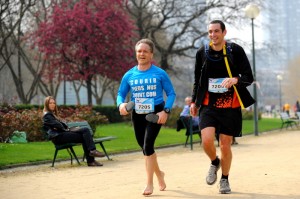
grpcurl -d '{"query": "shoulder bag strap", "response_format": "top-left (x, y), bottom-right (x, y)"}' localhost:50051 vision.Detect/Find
top-left (223, 45), bottom-right (245, 109)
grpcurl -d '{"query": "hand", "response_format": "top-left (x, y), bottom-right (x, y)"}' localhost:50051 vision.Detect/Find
top-left (119, 103), bottom-right (129, 115)
top-left (221, 78), bottom-right (238, 88)
top-left (190, 103), bottom-right (199, 117)
top-left (156, 111), bottom-right (168, 124)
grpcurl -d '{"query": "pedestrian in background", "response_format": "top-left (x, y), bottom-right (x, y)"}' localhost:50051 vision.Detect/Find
top-left (294, 100), bottom-right (300, 118)
top-left (283, 103), bottom-right (290, 116)
top-left (180, 96), bottom-right (200, 128)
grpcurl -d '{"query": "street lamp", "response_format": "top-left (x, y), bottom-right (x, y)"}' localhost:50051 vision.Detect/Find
top-left (277, 75), bottom-right (283, 111)
top-left (245, 4), bottom-right (260, 136)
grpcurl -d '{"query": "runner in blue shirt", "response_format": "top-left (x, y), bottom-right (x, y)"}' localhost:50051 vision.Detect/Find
top-left (117, 38), bottom-right (176, 196)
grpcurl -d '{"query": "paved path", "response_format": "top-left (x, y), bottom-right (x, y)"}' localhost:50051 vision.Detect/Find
top-left (1, 129), bottom-right (300, 199)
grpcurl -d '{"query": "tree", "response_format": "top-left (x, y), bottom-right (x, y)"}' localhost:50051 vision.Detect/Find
top-left (34, 0), bottom-right (136, 105)
top-left (124, 0), bottom-right (266, 106)
top-left (92, 75), bottom-right (117, 105)
top-left (125, 0), bottom-right (264, 70)
top-left (0, 0), bottom-right (65, 104)
top-left (0, 0), bottom-right (39, 104)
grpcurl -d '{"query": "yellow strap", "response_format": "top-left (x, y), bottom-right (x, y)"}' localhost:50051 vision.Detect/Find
top-left (222, 44), bottom-right (245, 109)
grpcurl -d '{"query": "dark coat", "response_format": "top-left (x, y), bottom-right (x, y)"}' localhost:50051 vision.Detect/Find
top-left (192, 42), bottom-right (255, 108)
top-left (42, 112), bottom-right (69, 140)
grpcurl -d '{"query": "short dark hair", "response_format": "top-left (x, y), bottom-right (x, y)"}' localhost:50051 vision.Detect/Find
top-left (135, 38), bottom-right (154, 53)
top-left (209, 20), bottom-right (226, 32)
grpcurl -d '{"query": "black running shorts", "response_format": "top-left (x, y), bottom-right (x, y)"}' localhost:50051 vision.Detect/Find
top-left (199, 106), bottom-right (242, 137)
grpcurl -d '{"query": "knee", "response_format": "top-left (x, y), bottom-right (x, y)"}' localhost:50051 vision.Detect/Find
top-left (143, 146), bottom-right (155, 156)
top-left (82, 127), bottom-right (91, 135)
top-left (219, 140), bottom-right (231, 154)
top-left (219, 143), bottom-right (231, 151)
top-left (82, 127), bottom-right (89, 132)
top-left (201, 136), bottom-right (215, 148)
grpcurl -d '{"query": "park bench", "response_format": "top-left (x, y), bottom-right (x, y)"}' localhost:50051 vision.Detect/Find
top-left (50, 121), bottom-right (116, 167)
top-left (177, 116), bottom-right (219, 150)
top-left (279, 112), bottom-right (298, 130)
top-left (179, 116), bottom-right (201, 150)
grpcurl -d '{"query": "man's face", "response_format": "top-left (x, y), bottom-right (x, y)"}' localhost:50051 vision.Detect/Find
top-left (185, 98), bottom-right (191, 105)
top-left (208, 23), bottom-right (226, 45)
top-left (135, 43), bottom-right (153, 65)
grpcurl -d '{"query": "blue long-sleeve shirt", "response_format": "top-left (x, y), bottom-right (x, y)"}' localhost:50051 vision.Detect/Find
top-left (117, 65), bottom-right (176, 110)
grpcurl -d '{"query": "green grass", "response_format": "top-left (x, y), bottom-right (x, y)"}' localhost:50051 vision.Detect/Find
top-left (242, 118), bottom-right (282, 134)
top-left (96, 122), bottom-right (190, 152)
top-left (0, 118), bottom-right (282, 168)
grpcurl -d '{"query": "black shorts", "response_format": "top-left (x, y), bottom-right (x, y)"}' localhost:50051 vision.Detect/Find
top-left (199, 106), bottom-right (242, 137)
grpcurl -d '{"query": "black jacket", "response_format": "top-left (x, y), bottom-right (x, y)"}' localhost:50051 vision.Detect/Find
top-left (192, 42), bottom-right (255, 108)
top-left (42, 112), bottom-right (69, 139)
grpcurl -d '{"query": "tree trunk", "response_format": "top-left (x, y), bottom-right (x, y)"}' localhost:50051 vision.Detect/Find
top-left (86, 75), bottom-right (93, 105)
top-left (72, 80), bottom-right (83, 105)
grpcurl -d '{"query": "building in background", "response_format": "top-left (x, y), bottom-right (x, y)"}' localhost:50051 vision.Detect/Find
top-left (254, 0), bottom-right (300, 110)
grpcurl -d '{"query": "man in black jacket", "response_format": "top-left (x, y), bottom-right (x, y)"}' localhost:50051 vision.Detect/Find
top-left (190, 20), bottom-right (255, 194)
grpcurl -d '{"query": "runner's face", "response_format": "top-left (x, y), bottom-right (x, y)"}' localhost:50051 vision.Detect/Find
top-left (136, 43), bottom-right (153, 65)
top-left (208, 23), bottom-right (226, 46)
top-left (48, 99), bottom-right (56, 111)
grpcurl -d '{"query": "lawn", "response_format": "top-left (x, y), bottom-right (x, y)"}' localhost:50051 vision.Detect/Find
top-left (0, 118), bottom-right (282, 168)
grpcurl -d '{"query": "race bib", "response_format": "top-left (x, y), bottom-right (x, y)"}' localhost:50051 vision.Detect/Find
top-left (135, 98), bottom-right (154, 114)
top-left (208, 78), bottom-right (228, 93)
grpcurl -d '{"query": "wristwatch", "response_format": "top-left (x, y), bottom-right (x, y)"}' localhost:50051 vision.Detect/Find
top-left (163, 108), bottom-right (171, 114)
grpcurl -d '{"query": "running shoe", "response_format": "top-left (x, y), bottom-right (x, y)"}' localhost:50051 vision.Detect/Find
top-left (219, 178), bottom-right (231, 194)
top-left (145, 113), bottom-right (159, 123)
top-left (125, 101), bottom-right (135, 112)
top-left (206, 159), bottom-right (220, 185)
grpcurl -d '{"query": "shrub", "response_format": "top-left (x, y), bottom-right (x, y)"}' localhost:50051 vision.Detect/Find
top-left (0, 105), bottom-right (108, 142)
top-left (0, 108), bottom-right (44, 142)
top-left (242, 109), bottom-right (262, 120)
top-left (14, 104), bottom-right (129, 123)
top-left (60, 106), bottom-right (108, 133)
top-left (0, 103), bottom-right (17, 141)
top-left (93, 105), bottom-right (131, 123)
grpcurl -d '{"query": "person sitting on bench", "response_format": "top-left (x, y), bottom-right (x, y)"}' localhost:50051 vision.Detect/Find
top-left (42, 96), bottom-right (105, 167)
top-left (180, 96), bottom-right (200, 128)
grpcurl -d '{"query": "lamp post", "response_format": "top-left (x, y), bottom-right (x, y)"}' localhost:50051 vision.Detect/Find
top-left (277, 75), bottom-right (283, 111)
top-left (245, 4), bottom-right (260, 136)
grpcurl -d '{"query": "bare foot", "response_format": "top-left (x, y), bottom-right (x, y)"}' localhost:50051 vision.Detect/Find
top-left (158, 171), bottom-right (166, 191)
top-left (142, 185), bottom-right (153, 196)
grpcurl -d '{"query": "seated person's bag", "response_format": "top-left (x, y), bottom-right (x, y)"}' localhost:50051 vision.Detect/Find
top-left (46, 129), bottom-right (60, 140)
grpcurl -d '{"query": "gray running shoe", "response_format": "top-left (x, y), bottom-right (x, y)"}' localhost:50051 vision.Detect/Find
top-left (145, 113), bottom-right (159, 123)
top-left (219, 179), bottom-right (231, 194)
top-left (125, 101), bottom-right (135, 112)
top-left (206, 160), bottom-right (220, 185)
